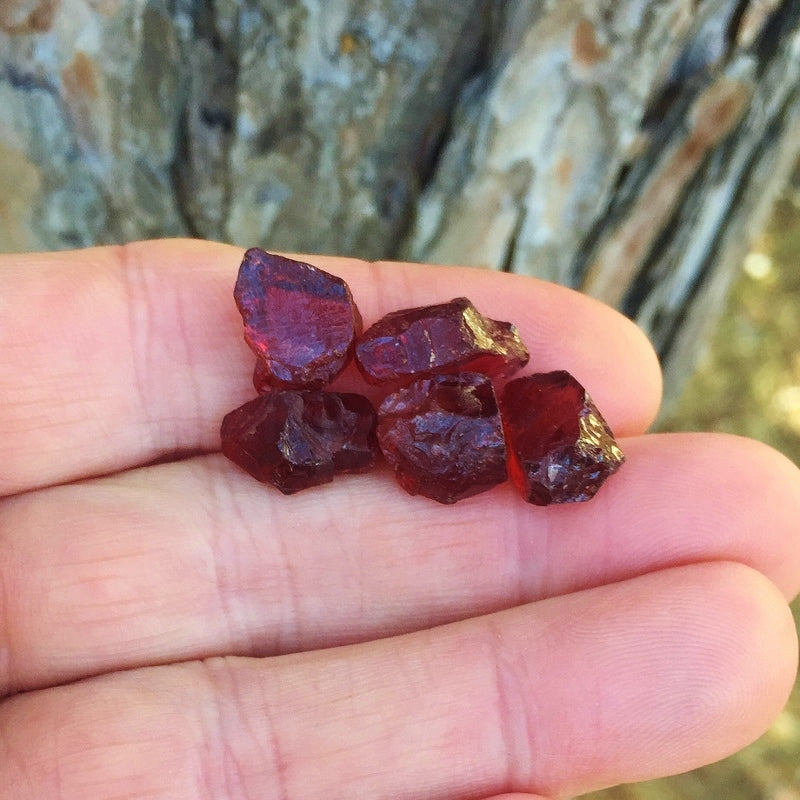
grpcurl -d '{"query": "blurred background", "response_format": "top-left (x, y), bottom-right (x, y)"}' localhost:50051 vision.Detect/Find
top-left (589, 178), bottom-right (800, 800)
top-left (2, 0), bottom-right (799, 796)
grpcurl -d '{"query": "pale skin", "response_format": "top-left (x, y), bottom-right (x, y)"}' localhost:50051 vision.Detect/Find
top-left (0, 239), bottom-right (798, 800)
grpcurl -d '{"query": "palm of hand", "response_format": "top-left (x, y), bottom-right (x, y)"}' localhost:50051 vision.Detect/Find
top-left (0, 240), bottom-right (797, 800)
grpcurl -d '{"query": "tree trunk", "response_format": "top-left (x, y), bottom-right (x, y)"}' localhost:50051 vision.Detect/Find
top-left (2, 0), bottom-right (799, 407)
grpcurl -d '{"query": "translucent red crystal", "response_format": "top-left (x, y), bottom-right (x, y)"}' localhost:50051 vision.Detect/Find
top-left (220, 390), bottom-right (378, 494)
top-left (225, 245), bottom-right (622, 507)
top-left (377, 372), bottom-right (507, 504)
top-left (355, 297), bottom-right (529, 385)
top-left (234, 248), bottom-right (362, 389)
top-left (499, 371), bottom-right (624, 505)
top-left (252, 358), bottom-right (272, 394)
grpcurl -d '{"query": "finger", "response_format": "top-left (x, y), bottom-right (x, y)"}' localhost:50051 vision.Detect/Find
top-left (0, 240), bottom-right (661, 495)
top-left (0, 563), bottom-right (795, 800)
top-left (482, 797), bottom-right (547, 800)
top-left (2, 433), bottom-right (799, 694)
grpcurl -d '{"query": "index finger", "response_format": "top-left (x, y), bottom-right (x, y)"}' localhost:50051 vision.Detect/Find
top-left (0, 239), bottom-right (661, 496)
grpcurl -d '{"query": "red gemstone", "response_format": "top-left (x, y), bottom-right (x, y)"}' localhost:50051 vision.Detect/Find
top-left (355, 297), bottom-right (529, 385)
top-left (499, 371), bottom-right (624, 505)
top-left (377, 372), bottom-right (507, 504)
top-left (252, 358), bottom-right (271, 394)
top-left (234, 249), bottom-right (362, 389)
top-left (221, 390), bottom-right (378, 494)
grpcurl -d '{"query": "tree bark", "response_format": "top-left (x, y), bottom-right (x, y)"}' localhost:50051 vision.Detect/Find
top-left (1, 0), bottom-right (799, 406)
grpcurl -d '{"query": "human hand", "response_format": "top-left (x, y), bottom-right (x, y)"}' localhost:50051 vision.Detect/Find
top-left (0, 240), bottom-right (797, 800)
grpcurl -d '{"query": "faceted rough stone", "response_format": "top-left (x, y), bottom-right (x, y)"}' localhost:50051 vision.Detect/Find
top-left (377, 372), bottom-right (507, 504)
top-left (499, 371), bottom-right (625, 505)
top-left (220, 390), bottom-right (378, 494)
top-left (355, 297), bottom-right (529, 385)
top-left (234, 248), bottom-right (362, 389)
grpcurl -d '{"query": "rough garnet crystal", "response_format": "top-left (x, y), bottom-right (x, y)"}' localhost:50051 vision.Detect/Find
top-left (377, 372), bottom-right (507, 504)
top-left (234, 248), bottom-right (362, 389)
top-left (499, 371), bottom-right (624, 505)
top-left (252, 358), bottom-right (272, 394)
top-left (220, 390), bottom-right (378, 494)
top-left (355, 297), bottom-right (529, 385)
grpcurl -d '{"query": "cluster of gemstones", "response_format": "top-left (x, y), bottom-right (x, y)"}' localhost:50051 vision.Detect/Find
top-left (220, 248), bottom-right (625, 505)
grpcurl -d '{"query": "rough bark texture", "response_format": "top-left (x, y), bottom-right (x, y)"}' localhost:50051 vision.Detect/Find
top-left (2, 0), bottom-right (799, 405)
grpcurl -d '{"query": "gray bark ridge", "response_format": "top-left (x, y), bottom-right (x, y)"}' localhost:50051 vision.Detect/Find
top-left (403, 0), bottom-right (800, 402)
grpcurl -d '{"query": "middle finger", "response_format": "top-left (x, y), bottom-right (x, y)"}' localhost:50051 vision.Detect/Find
top-left (1, 432), bottom-right (799, 694)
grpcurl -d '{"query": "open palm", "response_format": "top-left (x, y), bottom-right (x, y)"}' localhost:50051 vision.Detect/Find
top-left (0, 240), bottom-right (797, 800)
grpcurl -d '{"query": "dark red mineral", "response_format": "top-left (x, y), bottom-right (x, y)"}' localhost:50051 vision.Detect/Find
top-left (252, 358), bottom-right (271, 394)
top-left (221, 390), bottom-right (378, 494)
top-left (355, 297), bottom-right (529, 385)
top-left (377, 372), bottom-right (507, 504)
top-left (234, 248), bottom-right (362, 389)
top-left (499, 371), bottom-right (624, 505)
